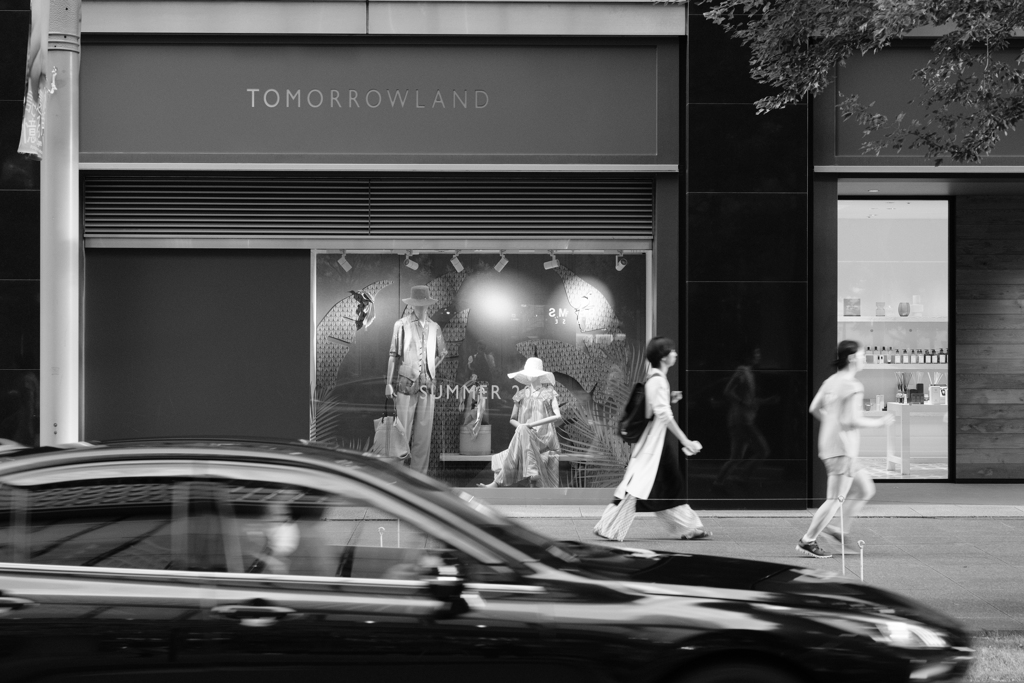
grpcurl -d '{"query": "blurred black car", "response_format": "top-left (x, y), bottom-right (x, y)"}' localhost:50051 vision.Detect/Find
top-left (0, 440), bottom-right (971, 683)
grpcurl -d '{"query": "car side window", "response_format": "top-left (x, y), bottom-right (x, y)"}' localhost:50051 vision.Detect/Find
top-left (6, 476), bottom-right (230, 573)
top-left (215, 479), bottom-right (463, 581)
top-left (22, 478), bottom-right (179, 570)
top-left (0, 484), bottom-right (15, 563)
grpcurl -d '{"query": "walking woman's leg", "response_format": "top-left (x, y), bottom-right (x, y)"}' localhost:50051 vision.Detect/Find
top-left (594, 494), bottom-right (638, 542)
top-left (655, 504), bottom-right (711, 539)
top-left (803, 473), bottom-right (854, 542)
top-left (838, 468), bottom-right (875, 533)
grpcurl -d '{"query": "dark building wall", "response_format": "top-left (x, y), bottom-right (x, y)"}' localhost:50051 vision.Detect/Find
top-left (956, 196), bottom-right (1024, 480)
top-left (0, 2), bottom-right (41, 447)
top-left (84, 249), bottom-right (310, 441)
top-left (685, 10), bottom-right (809, 508)
top-left (816, 45), bottom-right (1024, 167)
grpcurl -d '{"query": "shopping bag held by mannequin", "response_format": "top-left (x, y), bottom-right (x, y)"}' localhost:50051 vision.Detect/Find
top-left (372, 398), bottom-right (410, 461)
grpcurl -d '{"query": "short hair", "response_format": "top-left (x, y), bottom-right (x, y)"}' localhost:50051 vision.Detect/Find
top-left (834, 339), bottom-right (860, 370)
top-left (646, 337), bottom-right (676, 367)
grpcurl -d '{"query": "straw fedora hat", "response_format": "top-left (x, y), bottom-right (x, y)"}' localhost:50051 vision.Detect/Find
top-left (508, 357), bottom-right (555, 386)
top-left (402, 285), bottom-right (438, 306)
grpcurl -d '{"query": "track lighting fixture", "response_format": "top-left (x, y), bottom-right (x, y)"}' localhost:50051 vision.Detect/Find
top-left (450, 252), bottom-right (464, 273)
top-left (337, 251), bottom-right (352, 273)
top-left (543, 251), bottom-right (560, 270)
top-left (494, 251), bottom-right (508, 273)
top-left (615, 251), bottom-right (627, 272)
top-left (404, 251), bottom-right (420, 271)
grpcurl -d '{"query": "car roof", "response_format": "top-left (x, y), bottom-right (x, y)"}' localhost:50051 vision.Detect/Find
top-left (0, 437), bottom-right (413, 483)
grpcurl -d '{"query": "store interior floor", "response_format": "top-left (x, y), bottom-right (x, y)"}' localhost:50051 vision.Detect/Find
top-left (873, 481), bottom-right (1024, 505)
top-left (861, 457), bottom-right (947, 480)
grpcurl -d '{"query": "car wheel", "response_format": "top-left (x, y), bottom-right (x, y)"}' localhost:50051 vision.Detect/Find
top-left (676, 663), bottom-right (802, 683)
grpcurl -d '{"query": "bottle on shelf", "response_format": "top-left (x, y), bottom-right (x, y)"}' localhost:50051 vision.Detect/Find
top-left (940, 347), bottom-right (948, 364)
top-left (901, 349), bottom-right (909, 364)
top-left (930, 348), bottom-right (937, 364)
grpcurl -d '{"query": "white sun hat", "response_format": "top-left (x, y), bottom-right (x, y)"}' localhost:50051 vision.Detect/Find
top-left (508, 357), bottom-right (555, 386)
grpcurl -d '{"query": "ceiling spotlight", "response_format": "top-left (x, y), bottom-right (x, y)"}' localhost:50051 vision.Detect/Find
top-left (450, 252), bottom-right (464, 273)
top-left (494, 251), bottom-right (508, 273)
top-left (337, 251), bottom-right (352, 273)
top-left (615, 251), bottom-right (627, 272)
top-left (404, 251), bottom-right (419, 271)
top-left (543, 251), bottom-right (560, 270)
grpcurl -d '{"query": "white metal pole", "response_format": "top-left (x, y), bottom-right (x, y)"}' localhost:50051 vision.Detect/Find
top-left (39, 0), bottom-right (81, 446)
top-left (858, 540), bottom-right (865, 582)
top-left (838, 494), bottom-right (845, 575)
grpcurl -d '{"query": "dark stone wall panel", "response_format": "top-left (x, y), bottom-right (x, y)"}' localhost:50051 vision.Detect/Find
top-left (687, 281), bottom-right (807, 372)
top-left (688, 192), bottom-right (807, 282)
top-left (687, 459), bottom-right (806, 510)
top-left (0, 10), bottom-right (29, 100)
top-left (0, 99), bottom-right (40, 189)
top-left (686, 13), bottom-right (775, 105)
top-left (0, 279), bottom-right (39, 369)
top-left (688, 104), bottom-right (807, 193)
top-left (0, 189), bottom-right (39, 279)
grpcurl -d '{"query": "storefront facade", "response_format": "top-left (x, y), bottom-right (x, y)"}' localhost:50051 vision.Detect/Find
top-left (25, 4), bottom-right (1024, 507)
top-left (65, 5), bottom-right (691, 504)
top-left (814, 40), bottom-right (1024, 486)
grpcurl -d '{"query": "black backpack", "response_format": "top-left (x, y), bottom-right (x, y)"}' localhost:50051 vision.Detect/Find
top-left (618, 378), bottom-right (651, 444)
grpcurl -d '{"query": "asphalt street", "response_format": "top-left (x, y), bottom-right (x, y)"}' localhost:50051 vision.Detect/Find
top-left (498, 502), bottom-right (1024, 634)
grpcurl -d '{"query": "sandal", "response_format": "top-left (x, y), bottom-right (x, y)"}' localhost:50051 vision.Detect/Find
top-left (682, 529), bottom-right (713, 540)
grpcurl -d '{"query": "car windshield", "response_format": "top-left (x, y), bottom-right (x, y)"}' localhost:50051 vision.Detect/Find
top-left (347, 457), bottom-right (582, 566)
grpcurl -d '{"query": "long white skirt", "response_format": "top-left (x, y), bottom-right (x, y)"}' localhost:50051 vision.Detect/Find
top-left (593, 494), bottom-right (704, 542)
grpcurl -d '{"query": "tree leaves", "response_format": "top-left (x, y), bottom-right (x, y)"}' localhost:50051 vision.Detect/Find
top-left (700, 0), bottom-right (1024, 164)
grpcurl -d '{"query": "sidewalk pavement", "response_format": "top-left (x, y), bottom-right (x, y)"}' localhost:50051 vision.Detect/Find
top-left (494, 500), bottom-right (1024, 634)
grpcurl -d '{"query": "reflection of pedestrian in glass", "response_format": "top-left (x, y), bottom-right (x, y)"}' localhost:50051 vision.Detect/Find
top-left (478, 358), bottom-right (561, 488)
top-left (0, 372), bottom-right (39, 447)
top-left (247, 501), bottom-right (300, 575)
top-left (386, 285), bottom-right (448, 474)
top-left (466, 341), bottom-right (496, 384)
top-left (714, 348), bottom-right (775, 488)
top-left (797, 340), bottom-right (894, 559)
top-left (594, 338), bottom-right (711, 542)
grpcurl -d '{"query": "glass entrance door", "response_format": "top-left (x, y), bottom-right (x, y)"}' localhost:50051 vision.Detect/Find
top-left (837, 200), bottom-right (950, 480)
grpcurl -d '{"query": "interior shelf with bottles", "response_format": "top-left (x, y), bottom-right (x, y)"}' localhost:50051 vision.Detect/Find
top-left (839, 316), bottom-right (948, 324)
top-left (861, 364), bottom-right (947, 370)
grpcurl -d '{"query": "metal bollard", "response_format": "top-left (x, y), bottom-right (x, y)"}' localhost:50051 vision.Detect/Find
top-left (838, 495), bottom-right (846, 575)
top-left (858, 540), bottom-right (865, 582)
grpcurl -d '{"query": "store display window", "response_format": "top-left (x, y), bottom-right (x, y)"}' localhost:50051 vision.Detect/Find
top-left (837, 200), bottom-right (950, 480)
top-left (312, 251), bottom-right (649, 488)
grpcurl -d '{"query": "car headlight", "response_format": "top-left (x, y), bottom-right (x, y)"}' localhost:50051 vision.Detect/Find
top-left (813, 615), bottom-right (949, 649)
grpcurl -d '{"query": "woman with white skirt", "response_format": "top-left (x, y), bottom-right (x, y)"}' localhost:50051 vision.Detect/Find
top-left (594, 337), bottom-right (711, 542)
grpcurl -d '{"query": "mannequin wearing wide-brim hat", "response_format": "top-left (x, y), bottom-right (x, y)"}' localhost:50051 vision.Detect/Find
top-left (386, 285), bottom-right (448, 474)
top-left (478, 357), bottom-right (561, 488)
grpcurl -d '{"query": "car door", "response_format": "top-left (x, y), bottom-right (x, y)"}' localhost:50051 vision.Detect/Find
top-left (183, 461), bottom-right (564, 683)
top-left (0, 464), bottom-right (213, 683)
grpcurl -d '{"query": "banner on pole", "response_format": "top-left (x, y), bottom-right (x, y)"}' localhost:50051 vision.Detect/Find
top-left (18, 0), bottom-right (50, 159)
